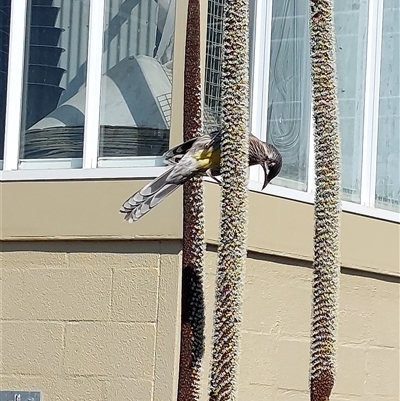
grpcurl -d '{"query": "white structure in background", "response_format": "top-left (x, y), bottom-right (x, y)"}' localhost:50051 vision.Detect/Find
top-left (31, 55), bottom-right (172, 131)
top-left (51, 0), bottom-right (175, 127)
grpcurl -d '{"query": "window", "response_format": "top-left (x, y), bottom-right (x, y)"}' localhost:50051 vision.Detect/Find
top-left (19, 0), bottom-right (90, 168)
top-left (0, 2), bottom-right (10, 162)
top-left (204, 0), bottom-right (224, 133)
top-left (98, 0), bottom-right (174, 167)
top-left (204, 0), bottom-right (399, 220)
top-left (375, 0), bottom-right (400, 212)
top-left (257, 0), bottom-right (311, 192)
top-left (0, 0), bottom-right (175, 172)
top-left (1, 0), bottom-right (398, 223)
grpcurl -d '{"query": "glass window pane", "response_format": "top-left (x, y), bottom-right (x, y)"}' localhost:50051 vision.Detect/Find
top-left (204, 0), bottom-right (223, 132)
top-left (18, 0), bottom-right (90, 168)
top-left (266, 0), bottom-right (311, 191)
top-left (98, 0), bottom-right (176, 166)
top-left (375, 0), bottom-right (400, 212)
top-left (335, 0), bottom-right (368, 203)
top-left (0, 0), bottom-right (11, 164)
top-left (266, 0), bottom-right (368, 195)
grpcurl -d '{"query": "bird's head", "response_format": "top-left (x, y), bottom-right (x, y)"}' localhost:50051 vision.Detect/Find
top-left (249, 135), bottom-right (282, 190)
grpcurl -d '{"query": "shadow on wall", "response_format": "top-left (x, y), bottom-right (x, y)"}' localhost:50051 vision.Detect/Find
top-left (206, 244), bottom-right (400, 284)
top-left (0, 239), bottom-right (182, 256)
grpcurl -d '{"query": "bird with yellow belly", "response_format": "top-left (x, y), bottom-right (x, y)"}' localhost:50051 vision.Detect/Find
top-left (120, 129), bottom-right (282, 222)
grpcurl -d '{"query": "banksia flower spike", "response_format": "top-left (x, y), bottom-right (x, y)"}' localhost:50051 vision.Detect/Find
top-left (309, 1), bottom-right (341, 400)
top-left (177, 0), bottom-right (206, 399)
top-left (209, 0), bottom-right (250, 398)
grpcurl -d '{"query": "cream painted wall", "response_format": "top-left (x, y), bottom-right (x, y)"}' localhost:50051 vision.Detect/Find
top-left (1, 240), bottom-right (398, 400)
top-left (201, 246), bottom-right (399, 401)
top-left (0, 240), bottom-right (182, 401)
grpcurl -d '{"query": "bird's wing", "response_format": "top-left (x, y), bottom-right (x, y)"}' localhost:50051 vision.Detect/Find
top-left (120, 168), bottom-right (180, 222)
top-left (162, 130), bottom-right (222, 165)
top-left (120, 130), bottom-right (224, 223)
top-left (120, 155), bottom-right (201, 222)
top-left (163, 138), bottom-right (197, 165)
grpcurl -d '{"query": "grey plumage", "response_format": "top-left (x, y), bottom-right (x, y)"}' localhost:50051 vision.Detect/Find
top-left (120, 130), bottom-right (282, 222)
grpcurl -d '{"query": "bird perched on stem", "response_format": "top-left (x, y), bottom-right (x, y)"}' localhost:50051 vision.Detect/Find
top-left (120, 130), bottom-right (282, 222)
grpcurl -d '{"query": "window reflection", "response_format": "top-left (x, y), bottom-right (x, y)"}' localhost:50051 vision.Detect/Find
top-left (204, 0), bottom-right (224, 132)
top-left (376, 0), bottom-right (400, 212)
top-left (19, 0), bottom-right (90, 165)
top-left (266, 0), bottom-right (311, 191)
top-left (0, 0), bottom-right (11, 162)
top-left (335, 0), bottom-right (368, 203)
top-left (98, 0), bottom-right (176, 165)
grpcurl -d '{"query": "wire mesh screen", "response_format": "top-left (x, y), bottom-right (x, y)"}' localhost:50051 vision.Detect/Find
top-left (204, 0), bottom-right (224, 133)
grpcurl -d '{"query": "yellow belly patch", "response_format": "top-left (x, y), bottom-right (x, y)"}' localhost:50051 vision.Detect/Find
top-left (194, 148), bottom-right (221, 169)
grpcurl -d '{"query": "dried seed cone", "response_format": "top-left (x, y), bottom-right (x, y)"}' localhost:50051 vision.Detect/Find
top-left (309, 1), bottom-right (341, 400)
top-left (209, 0), bottom-right (250, 398)
top-left (177, 0), bottom-right (206, 398)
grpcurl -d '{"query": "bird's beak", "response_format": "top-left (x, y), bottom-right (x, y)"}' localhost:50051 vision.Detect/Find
top-left (261, 163), bottom-right (269, 190)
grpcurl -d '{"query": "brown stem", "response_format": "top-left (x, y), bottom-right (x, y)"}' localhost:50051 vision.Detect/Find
top-left (177, 0), bottom-right (205, 399)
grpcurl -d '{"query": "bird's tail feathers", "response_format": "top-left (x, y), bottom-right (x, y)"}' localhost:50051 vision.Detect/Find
top-left (120, 168), bottom-right (179, 223)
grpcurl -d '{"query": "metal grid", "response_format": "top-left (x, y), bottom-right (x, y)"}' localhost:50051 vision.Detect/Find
top-left (204, 0), bottom-right (224, 132)
top-left (157, 65), bottom-right (173, 127)
top-left (157, 93), bottom-right (172, 127)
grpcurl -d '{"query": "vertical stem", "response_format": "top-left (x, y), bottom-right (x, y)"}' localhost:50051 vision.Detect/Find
top-left (309, 1), bottom-right (341, 400)
top-left (177, 0), bottom-right (205, 398)
top-left (209, 0), bottom-right (249, 397)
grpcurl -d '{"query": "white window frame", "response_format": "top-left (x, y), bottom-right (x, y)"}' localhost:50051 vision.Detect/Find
top-left (82, 0), bottom-right (106, 169)
top-left (2, 0), bottom-right (28, 171)
top-left (249, 0), bottom-right (399, 223)
top-left (0, 0), bottom-right (399, 224)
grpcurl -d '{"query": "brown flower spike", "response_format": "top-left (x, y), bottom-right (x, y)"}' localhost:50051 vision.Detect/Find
top-left (309, 1), bottom-right (341, 400)
top-left (177, 0), bottom-right (206, 399)
top-left (208, 0), bottom-right (250, 397)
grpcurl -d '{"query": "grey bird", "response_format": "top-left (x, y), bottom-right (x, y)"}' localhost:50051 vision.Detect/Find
top-left (120, 130), bottom-right (282, 222)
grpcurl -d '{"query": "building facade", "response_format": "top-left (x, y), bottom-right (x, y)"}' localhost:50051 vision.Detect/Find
top-left (1, 0), bottom-right (399, 400)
